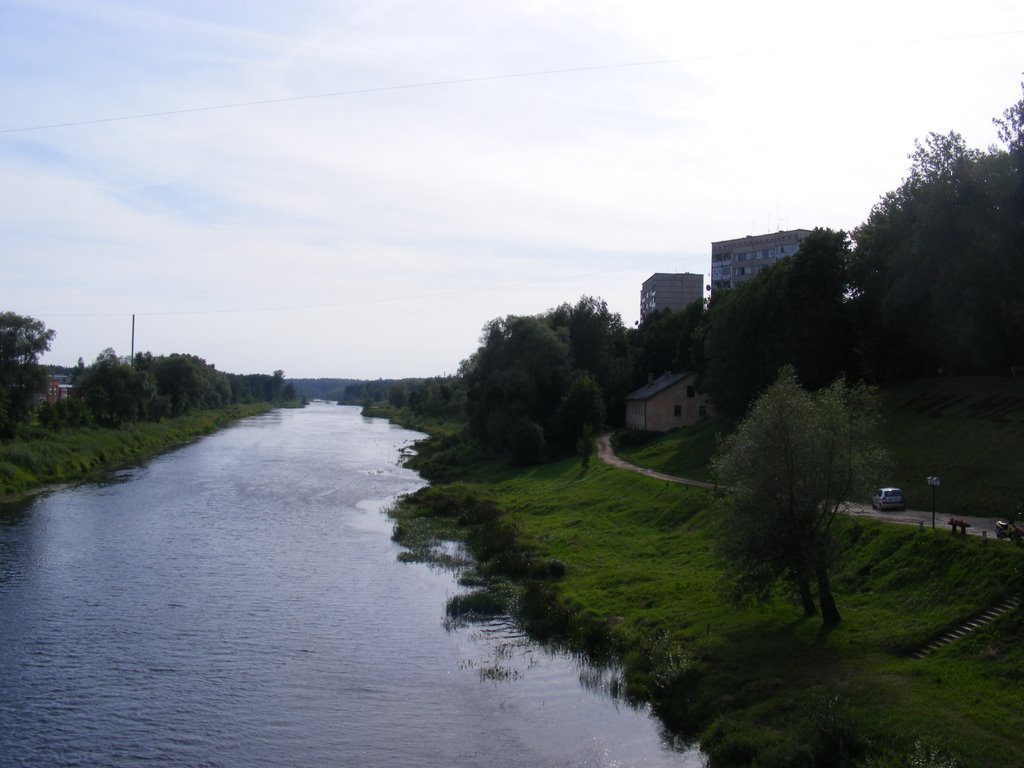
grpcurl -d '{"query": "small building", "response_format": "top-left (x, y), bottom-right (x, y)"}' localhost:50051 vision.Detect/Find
top-left (46, 375), bottom-right (73, 404)
top-left (625, 372), bottom-right (714, 432)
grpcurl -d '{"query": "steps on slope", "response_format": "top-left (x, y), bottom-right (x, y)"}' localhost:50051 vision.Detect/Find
top-left (912, 596), bottom-right (1021, 659)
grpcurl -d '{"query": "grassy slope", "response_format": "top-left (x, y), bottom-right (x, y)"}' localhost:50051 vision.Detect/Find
top-left (0, 403), bottom-right (278, 497)
top-left (880, 377), bottom-right (1024, 516)
top-left (480, 458), bottom-right (1024, 766)
top-left (618, 377), bottom-right (1024, 516)
top-left (392, 378), bottom-right (1024, 766)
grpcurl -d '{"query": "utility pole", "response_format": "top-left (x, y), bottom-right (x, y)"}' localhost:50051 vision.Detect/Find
top-left (927, 476), bottom-right (941, 529)
top-left (130, 314), bottom-right (135, 366)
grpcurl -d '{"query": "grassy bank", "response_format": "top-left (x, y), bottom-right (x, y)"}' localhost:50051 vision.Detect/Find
top-left (393, 455), bottom-right (1024, 766)
top-left (382, 379), bottom-right (1024, 767)
top-left (0, 403), bottom-right (279, 498)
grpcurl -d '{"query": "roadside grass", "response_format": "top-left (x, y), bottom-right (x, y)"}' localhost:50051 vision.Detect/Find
top-left (612, 377), bottom-right (1024, 516)
top-left (611, 418), bottom-right (728, 483)
top-left (880, 377), bottom-right (1024, 516)
top-left (0, 403), bottom-right (275, 497)
top-left (392, 451), bottom-right (1024, 766)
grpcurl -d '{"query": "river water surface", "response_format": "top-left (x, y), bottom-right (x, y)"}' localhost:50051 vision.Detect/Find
top-left (0, 403), bottom-right (702, 767)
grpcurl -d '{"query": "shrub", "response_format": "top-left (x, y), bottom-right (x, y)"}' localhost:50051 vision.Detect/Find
top-left (509, 418), bottom-right (546, 466)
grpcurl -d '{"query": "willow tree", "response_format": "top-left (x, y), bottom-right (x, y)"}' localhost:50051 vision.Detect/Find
top-left (711, 368), bottom-right (887, 625)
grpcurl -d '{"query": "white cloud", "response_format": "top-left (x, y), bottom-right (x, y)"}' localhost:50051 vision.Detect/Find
top-left (2, 0), bottom-right (1023, 377)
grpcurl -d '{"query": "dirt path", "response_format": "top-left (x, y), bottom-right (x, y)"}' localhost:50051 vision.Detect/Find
top-left (596, 433), bottom-right (1005, 539)
top-left (595, 433), bottom-right (717, 489)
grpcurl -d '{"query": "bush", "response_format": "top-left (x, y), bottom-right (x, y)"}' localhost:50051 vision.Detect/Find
top-left (509, 418), bottom-right (546, 466)
top-left (37, 398), bottom-right (93, 430)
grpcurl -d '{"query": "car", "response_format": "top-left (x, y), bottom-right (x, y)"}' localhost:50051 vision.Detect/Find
top-left (871, 487), bottom-right (905, 511)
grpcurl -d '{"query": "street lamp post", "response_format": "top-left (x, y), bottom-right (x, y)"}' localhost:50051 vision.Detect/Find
top-left (927, 476), bottom-right (941, 529)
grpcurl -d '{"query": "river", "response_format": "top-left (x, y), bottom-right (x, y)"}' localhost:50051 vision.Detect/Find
top-left (0, 402), bottom-right (703, 767)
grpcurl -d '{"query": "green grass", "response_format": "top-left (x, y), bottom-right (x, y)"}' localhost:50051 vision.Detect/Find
top-left (387, 379), bottom-right (1024, 766)
top-left (613, 418), bottom-right (729, 482)
top-left (0, 403), bottom-right (276, 497)
top-left (880, 377), bottom-right (1024, 516)
top-left (614, 377), bottom-right (1024, 516)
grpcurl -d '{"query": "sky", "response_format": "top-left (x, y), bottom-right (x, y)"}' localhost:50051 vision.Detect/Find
top-left (2, 1), bottom-right (1022, 380)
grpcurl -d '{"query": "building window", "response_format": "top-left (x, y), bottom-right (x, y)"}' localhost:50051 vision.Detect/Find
top-left (673, 405), bottom-right (682, 417)
top-left (699, 405), bottom-right (707, 417)
top-left (686, 385), bottom-right (695, 398)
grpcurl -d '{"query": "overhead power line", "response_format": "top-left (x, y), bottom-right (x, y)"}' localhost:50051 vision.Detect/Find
top-left (2, 28), bottom-right (1022, 135)
top-left (0, 57), bottom-right (694, 135)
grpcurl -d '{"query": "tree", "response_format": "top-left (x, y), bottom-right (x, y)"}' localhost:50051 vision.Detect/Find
top-left (711, 368), bottom-right (887, 625)
top-left (75, 349), bottom-right (155, 427)
top-left (549, 296), bottom-right (633, 424)
top-left (387, 382), bottom-right (407, 408)
top-left (555, 373), bottom-right (606, 454)
top-left (629, 300), bottom-right (705, 389)
top-left (849, 124), bottom-right (1024, 379)
top-left (0, 312), bottom-right (56, 437)
top-left (464, 314), bottom-right (570, 457)
top-left (700, 228), bottom-right (857, 417)
top-left (152, 353), bottom-right (230, 416)
top-left (993, 81), bottom-right (1024, 151)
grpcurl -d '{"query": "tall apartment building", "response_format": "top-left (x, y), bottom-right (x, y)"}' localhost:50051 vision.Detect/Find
top-left (710, 229), bottom-right (812, 292)
top-left (640, 272), bottom-right (704, 322)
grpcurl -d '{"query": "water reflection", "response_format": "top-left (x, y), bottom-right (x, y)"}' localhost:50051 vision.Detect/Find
top-left (0, 404), bottom-right (704, 767)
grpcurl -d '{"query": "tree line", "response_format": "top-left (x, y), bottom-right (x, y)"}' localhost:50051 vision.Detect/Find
top-left (420, 85), bottom-right (1024, 463)
top-left (0, 315), bottom-right (296, 438)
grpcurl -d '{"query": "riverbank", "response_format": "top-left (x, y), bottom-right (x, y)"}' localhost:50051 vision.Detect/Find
top-left (382, 408), bottom-right (1024, 767)
top-left (0, 403), bottom-right (283, 499)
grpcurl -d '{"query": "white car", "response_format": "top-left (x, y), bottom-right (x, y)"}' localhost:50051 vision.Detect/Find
top-left (871, 487), bottom-right (905, 511)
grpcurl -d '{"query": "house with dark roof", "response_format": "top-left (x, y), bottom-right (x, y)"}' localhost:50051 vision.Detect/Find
top-left (625, 372), bottom-right (713, 432)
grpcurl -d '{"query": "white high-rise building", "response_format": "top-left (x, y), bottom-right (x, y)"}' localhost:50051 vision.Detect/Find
top-left (710, 229), bottom-right (812, 292)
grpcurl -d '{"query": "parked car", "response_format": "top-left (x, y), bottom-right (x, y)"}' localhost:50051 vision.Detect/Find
top-left (871, 487), bottom-right (905, 511)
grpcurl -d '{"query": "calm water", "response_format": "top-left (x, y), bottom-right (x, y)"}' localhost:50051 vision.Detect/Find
top-left (0, 403), bottom-right (702, 767)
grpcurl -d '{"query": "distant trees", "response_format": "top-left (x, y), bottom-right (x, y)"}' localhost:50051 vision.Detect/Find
top-left (74, 349), bottom-right (216, 426)
top-left (0, 321), bottom-right (299, 435)
top-left (0, 312), bottom-right (56, 438)
top-left (406, 378), bottom-right (462, 420)
top-left (712, 368), bottom-right (887, 625)
top-left (152, 353), bottom-right (231, 417)
top-left (387, 382), bottom-right (407, 408)
top-left (74, 349), bottom-right (155, 426)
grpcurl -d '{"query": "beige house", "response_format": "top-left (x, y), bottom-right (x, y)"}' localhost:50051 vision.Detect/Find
top-left (625, 372), bottom-right (714, 432)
